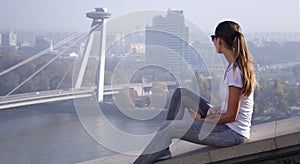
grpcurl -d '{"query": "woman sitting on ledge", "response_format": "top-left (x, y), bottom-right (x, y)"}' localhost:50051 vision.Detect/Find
top-left (134, 20), bottom-right (258, 164)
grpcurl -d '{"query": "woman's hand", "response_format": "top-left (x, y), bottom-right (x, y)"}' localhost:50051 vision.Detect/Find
top-left (188, 106), bottom-right (222, 121)
top-left (188, 108), bottom-right (202, 120)
top-left (204, 86), bottom-right (242, 124)
top-left (207, 106), bottom-right (221, 118)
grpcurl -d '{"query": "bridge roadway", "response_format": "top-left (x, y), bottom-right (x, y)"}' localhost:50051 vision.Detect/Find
top-left (0, 88), bottom-right (95, 110)
top-left (0, 81), bottom-right (177, 110)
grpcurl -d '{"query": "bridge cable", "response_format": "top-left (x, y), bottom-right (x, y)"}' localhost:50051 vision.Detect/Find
top-left (55, 59), bottom-right (76, 90)
top-left (0, 25), bottom-right (97, 77)
top-left (5, 31), bottom-right (89, 96)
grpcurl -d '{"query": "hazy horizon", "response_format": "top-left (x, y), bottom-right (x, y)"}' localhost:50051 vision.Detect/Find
top-left (0, 0), bottom-right (299, 33)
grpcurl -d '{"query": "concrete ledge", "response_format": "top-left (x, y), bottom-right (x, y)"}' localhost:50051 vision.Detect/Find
top-left (79, 116), bottom-right (300, 164)
top-left (158, 116), bottom-right (300, 164)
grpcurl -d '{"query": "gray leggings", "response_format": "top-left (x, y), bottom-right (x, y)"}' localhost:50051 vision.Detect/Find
top-left (133, 88), bottom-right (247, 164)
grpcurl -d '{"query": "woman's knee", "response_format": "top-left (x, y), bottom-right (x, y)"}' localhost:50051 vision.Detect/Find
top-left (173, 88), bottom-right (182, 97)
top-left (173, 88), bottom-right (190, 98)
top-left (159, 120), bottom-right (172, 130)
top-left (174, 87), bottom-right (194, 96)
top-left (169, 88), bottom-right (183, 103)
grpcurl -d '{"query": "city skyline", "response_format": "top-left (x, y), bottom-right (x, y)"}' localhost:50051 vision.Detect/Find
top-left (0, 0), bottom-right (299, 33)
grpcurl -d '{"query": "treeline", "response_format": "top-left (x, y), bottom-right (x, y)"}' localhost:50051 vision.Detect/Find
top-left (249, 41), bottom-right (300, 65)
top-left (1, 52), bottom-right (300, 115)
top-left (0, 52), bottom-right (74, 96)
top-left (254, 78), bottom-right (300, 113)
top-left (196, 72), bottom-right (300, 114)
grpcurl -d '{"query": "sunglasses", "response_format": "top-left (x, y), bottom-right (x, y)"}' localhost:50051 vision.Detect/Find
top-left (210, 35), bottom-right (217, 42)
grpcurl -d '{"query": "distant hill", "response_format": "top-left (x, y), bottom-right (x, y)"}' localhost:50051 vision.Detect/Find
top-left (248, 41), bottom-right (300, 65)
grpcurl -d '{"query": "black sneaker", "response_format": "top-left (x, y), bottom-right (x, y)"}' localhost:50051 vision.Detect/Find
top-left (156, 148), bottom-right (172, 161)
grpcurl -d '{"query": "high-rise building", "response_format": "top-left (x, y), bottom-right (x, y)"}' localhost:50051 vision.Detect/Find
top-left (35, 35), bottom-right (50, 52)
top-left (9, 30), bottom-right (17, 46)
top-left (145, 9), bottom-right (189, 75)
top-left (1, 32), bottom-right (10, 47)
top-left (0, 30), bottom-right (17, 47)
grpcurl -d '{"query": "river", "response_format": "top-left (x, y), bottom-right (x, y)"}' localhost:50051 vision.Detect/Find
top-left (0, 100), bottom-right (166, 164)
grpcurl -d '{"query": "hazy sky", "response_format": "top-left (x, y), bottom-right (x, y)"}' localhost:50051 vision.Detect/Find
top-left (0, 0), bottom-right (299, 33)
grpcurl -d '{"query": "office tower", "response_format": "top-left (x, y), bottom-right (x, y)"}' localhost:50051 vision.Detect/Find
top-left (9, 30), bottom-right (17, 46)
top-left (1, 32), bottom-right (10, 47)
top-left (35, 36), bottom-right (50, 52)
top-left (0, 30), bottom-right (17, 47)
top-left (145, 9), bottom-right (189, 75)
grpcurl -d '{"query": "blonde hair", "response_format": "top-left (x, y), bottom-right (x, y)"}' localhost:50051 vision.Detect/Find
top-left (215, 21), bottom-right (257, 96)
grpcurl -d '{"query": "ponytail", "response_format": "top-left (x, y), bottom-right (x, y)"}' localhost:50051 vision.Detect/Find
top-left (215, 21), bottom-right (257, 97)
top-left (233, 31), bottom-right (257, 97)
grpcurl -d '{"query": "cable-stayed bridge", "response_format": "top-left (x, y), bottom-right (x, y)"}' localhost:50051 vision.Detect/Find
top-left (0, 8), bottom-right (114, 110)
top-left (0, 8), bottom-right (183, 110)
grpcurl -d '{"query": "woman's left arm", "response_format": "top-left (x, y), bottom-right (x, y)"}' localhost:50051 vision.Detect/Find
top-left (198, 86), bottom-right (242, 124)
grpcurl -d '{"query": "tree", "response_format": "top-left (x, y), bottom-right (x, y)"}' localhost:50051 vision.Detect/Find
top-left (35, 72), bottom-right (50, 91)
top-left (254, 78), bottom-right (270, 113)
top-left (292, 64), bottom-right (300, 76)
top-left (195, 71), bottom-right (211, 102)
top-left (17, 79), bottom-right (35, 94)
top-left (295, 85), bottom-right (300, 106)
top-left (287, 85), bottom-right (300, 107)
top-left (270, 79), bottom-right (289, 112)
top-left (49, 75), bottom-right (63, 90)
top-left (0, 53), bottom-right (22, 70)
top-left (15, 63), bottom-right (36, 83)
top-left (0, 72), bottom-right (19, 95)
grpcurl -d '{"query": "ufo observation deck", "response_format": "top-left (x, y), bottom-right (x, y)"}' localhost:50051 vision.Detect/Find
top-left (86, 8), bottom-right (111, 20)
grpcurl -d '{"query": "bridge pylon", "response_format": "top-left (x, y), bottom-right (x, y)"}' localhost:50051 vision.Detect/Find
top-left (75, 7), bottom-right (111, 102)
